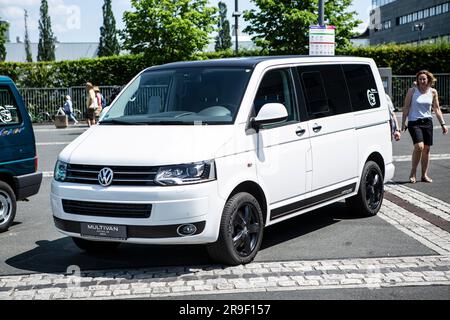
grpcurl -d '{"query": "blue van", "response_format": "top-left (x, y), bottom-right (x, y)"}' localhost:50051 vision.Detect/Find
top-left (0, 76), bottom-right (42, 232)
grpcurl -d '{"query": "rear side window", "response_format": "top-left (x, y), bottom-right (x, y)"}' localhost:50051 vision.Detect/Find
top-left (297, 65), bottom-right (351, 119)
top-left (0, 86), bottom-right (21, 126)
top-left (342, 64), bottom-right (380, 111)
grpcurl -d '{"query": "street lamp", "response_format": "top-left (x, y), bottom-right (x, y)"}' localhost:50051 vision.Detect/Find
top-left (413, 23), bottom-right (425, 44)
top-left (232, 0), bottom-right (241, 55)
top-left (318, 0), bottom-right (324, 26)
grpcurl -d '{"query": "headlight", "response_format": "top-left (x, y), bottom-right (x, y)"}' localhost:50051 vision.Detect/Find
top-left (54, 160), bottom-right (68, 182)
top-left (155, 160), bottom-right (216, 186)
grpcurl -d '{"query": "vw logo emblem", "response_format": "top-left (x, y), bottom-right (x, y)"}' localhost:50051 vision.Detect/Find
top-left (98, 168), bottom-right (114, 187)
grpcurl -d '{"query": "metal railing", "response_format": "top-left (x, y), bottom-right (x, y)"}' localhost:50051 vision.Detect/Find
top-left (391, 73), bottom-right (450, 111)
top-left (19, 86), bottom-right (122, 123)
top-left (18, 74), bottom-right (450, 122)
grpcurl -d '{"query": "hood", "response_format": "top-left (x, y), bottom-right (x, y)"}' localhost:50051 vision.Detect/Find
top-left (59, 125), bottom-right (236, 166)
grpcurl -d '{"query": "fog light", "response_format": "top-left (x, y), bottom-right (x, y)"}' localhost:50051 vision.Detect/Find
top-left (177, 224), bottom-right (197, 236)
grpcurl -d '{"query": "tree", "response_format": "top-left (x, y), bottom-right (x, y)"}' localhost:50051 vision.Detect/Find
top-left (0, 20), bottom-right (8, 61)
top-left (121, 0), bottom-right (217, 63)
top-left (0, 24), bottom-right (7, 62)
top-left (24, 10), bottom-right (33, 62)
top-left (37, 0), bottom-right (55, 61)
top-left (98, 0), bottom-right (120, 57)
top-left (215, 1), bottom-right (232, 51)
top-left (243, 0), bottom-right (361, 54)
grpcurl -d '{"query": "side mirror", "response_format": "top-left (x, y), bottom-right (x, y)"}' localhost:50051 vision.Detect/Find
top-left (252, 103), bottom-right (288, 131)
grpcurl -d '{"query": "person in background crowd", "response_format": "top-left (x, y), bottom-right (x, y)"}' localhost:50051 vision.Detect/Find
top-left (401, 70), bottom-right (448, 184)
top-left (63, 95), bottom-right (78, 125)
top-left (93, 86), bottom-right (104, 119)
top-left (85, 82), bottom-right (97, 127)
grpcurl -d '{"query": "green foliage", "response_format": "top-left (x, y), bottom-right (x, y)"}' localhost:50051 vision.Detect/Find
top-left (37, 0), bottom-right (56, 61)
top-left (215, 1), bottom-right (232, 51)
top-left (243, 0), bottom-right (361, 54)
top-left (339, 42), bottom-right (450, 74)
top-left (0, 55), bottom-right (148, 87)
top-left (0, 20), bottom-right (8, 61)
top-left (1, 44), bottom-right (449, 88)
top-left (98, 0), bottom-right (120, 57)
top-left (121, 0), bottom-right (218, 63)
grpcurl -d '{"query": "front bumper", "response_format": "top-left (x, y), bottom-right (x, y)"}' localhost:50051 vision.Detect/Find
top-left (50, 180), bottom-right (224, 244)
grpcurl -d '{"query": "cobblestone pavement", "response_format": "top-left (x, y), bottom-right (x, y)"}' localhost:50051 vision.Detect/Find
top-left (1, 183), bottom-right (449, 300)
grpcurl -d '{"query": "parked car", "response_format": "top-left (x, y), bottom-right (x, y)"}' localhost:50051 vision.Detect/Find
top-left (51, 56), bottom-right (394, 265)
top-left (0, 76), bottom-right (42, 232)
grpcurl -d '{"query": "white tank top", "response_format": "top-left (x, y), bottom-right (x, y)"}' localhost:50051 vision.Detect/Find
top-left (408, 87), bottom-right (433, 121)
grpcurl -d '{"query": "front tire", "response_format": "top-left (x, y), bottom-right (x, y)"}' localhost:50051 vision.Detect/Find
top-left (207, 192), bottom-right (264, 265)
top-left (72, 237), bottom-right (120, 253)
top-left (346, 161), bottom-right (384, 217)
top-left (0, 181), bottom-right (17, 233)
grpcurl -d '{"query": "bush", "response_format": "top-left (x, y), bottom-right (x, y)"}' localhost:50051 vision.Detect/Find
top-left (1, 43), bottom-right (449, 87)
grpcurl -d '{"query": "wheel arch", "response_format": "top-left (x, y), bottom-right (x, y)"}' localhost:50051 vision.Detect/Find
top-left (366, 152), bottom-right (385, 178)
top-left (227, 181), bottom-right (268, 225)
top-left (0, 172), bottom-right (16, 196)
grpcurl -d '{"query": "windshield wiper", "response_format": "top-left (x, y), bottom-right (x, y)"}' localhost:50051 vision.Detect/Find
top-left (144, 120), bottom-right (194, 125)
top-left (100, 119), bottom-right (145, 125)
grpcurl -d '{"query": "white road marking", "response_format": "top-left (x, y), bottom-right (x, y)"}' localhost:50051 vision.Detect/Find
top-left (393, 154), bottom-right (450, 162)
top-left (42, 172), bottom-right (54, 178)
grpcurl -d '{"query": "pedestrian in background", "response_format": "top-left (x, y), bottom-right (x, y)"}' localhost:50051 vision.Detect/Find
top-left (63, 95), bottom-right (78, 125)
top-left (93, 86), bottom-right (104, 119)
top-left (386, 93), bottom-right (401, 141)
top-left (401, 70), bottom-right (448, 183)
top-left (85, 82), bottom-right (97, 127)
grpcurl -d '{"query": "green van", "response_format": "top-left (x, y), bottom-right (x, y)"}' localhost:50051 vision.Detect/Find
top-left (0, 76), bottom-right (42, 232)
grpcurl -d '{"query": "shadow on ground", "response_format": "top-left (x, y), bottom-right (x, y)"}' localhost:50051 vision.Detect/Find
top-left (6, 202), bottom-right (437, 274)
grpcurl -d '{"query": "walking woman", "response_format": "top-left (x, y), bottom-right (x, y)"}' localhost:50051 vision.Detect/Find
top-left (401, 70), bottom-right (448, 183)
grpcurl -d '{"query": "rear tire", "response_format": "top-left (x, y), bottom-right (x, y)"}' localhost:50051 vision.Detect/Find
top-left (346, 161), bottom-right (384, 217)
top-left (0, 181), bottom-right (17, 233)
top-left (72, 237), bottom-right (120, 253)
top-left (207, 192), bottom-right (264, 265)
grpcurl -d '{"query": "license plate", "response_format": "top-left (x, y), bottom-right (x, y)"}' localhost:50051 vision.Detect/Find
top-left (80, 222), bottom-right (127, 240)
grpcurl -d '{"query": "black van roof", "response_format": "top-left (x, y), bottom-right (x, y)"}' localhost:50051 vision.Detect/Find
top-left (146, 55), bottom-right (365, 71)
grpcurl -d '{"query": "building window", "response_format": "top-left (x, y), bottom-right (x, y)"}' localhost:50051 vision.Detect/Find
top-left (397, 3), bottom-right (450, 26)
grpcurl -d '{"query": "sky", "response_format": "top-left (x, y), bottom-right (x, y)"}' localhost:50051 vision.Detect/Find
top-left (0, 0), bottom-right (373, 43)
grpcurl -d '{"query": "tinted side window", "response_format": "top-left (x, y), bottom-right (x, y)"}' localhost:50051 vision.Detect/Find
top-left (0, 86), bottom-right (21, 126)
top-left (253, 69), bottom-right (298, 123)
top-left (342, 64), bottom-right (380, 111)
top-left (297, 65), bottom-right (351, 119)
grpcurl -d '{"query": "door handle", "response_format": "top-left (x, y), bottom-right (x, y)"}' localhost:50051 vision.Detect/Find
top-left (312, 124), bottom-right (322, 133)
top-left (296, 128), bottom-right (306, 136)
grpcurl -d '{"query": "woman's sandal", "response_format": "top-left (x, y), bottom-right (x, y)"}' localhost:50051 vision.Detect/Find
top-left (409, 176), bottom-right (416, 184)
top-left (421, 176), bottom-right (433, 183)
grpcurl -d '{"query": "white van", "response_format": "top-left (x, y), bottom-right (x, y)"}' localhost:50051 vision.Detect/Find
top-left (51, 56), bottom-right (394, 265)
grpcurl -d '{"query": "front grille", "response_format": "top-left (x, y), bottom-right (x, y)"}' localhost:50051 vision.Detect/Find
top-left (62, 199), bottom-right (152, 218)
top-left (65, 164), bottom-right (158, 186)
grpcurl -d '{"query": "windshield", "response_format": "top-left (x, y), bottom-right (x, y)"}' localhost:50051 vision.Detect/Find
top-left (101, 67), bottom-right (253, 125)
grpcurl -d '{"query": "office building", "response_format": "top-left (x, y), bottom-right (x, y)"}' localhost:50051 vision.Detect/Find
top-left (369, 0), bottom-right (450, 45)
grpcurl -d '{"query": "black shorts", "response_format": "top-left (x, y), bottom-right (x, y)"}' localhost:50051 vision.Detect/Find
top-left (408, 118), bottom-right (433, 146)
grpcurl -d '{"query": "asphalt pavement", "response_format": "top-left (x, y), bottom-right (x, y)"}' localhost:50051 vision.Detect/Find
top-left (0, 115), bottom-right (449, 300)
